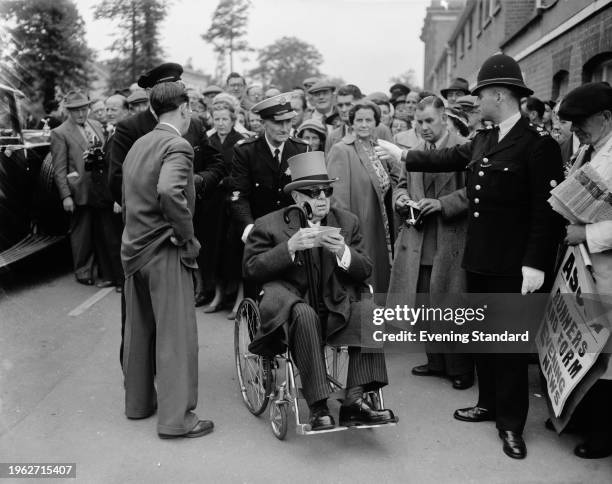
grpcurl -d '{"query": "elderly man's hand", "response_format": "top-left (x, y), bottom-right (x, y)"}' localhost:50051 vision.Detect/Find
top-left (374, 139), bottom-right (403, 163)
top-left (565, 224), bottom-right (586, 245)
top-left (287, 228), bottom-right (317, 256)
top-left (62, 196), bottom-right (74, 213)
top-left (417, 198), bottom-right (441, 216)
top-left (321, 232), bottom-right (346, 257)
top-left (395, 194), bottom-right (410, 212)
top-left (521, 266), bottom-right (545, 295)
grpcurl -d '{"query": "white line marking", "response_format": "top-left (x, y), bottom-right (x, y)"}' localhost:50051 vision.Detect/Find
top-left (68, 288), bottom-right (114, 317)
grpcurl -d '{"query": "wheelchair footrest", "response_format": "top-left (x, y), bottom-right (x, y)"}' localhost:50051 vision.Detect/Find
top-left (296, 418), bottom-right (398, 435)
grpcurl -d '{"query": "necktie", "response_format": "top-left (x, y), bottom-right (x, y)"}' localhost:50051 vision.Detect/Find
top-left (484, 125), bottom-right (499, 154)
top-left (274, 148), bottom-right (280, 165)
top-left (582, 145), bottom-right (594, 165)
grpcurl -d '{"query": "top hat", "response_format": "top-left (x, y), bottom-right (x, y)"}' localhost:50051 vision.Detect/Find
top-left (558, 82), bottom-right (612, 121)
top-left (441, 77), bottom-right (470, 99)
top-left (63, 90), bottom-right (90, 109)
top-left (137, 62), bottom-right (183, 89)
top-left (283, 151), bottom-right (339, 193)
top-left (471, 54), bottom-right (533, 97)
top-left (251, 92), bottom-right (296, 121)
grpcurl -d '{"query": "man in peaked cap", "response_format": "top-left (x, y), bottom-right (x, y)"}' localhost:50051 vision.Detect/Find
top-left (243, 151), bottom-right (396, 430)
top-left (555, 81), bottom-right (612, 459)
top-left (107, 62), bottom-right (226, 365)
top-left (308, 80), bottom-right (338, 128)
top-left (228, 92), bottom-right (309, 244)
top-left (375, 53), bottom-right (564, 459)
top-left (127, 90), bottom-right (149, 114)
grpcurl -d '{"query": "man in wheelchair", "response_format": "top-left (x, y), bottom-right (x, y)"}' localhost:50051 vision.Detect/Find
top-left (243, 151), bottom-right (396, 431)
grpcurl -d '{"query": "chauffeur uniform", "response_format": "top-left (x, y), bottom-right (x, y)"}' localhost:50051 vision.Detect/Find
top-left (228, 93), bottom-right (309, 237)
top-left (399, 54), bottom-right (564, 458)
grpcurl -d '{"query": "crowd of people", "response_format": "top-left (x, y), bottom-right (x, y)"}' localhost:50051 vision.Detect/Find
top-left (44, 54), bottom-right (612, 460)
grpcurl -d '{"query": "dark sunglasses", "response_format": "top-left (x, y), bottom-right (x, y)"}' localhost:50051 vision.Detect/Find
top-left (296, 186), bottom-right (333, 198)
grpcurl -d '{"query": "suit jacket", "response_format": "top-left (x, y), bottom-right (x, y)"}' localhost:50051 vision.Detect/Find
top-left (50, 117), bottom-right (105, 206)
top-left (121, 124), bottom-right (199, 277)
top-left (243, 207), bottom-right (372, 356)
top-left (403, 117), bottom-right (564, 276)
top-left (108, 109), bottom-right (225, 203)
top-left (327, 134), bottom-right (401, 293)
top-left (324, 123), bottom-right (393, 154)
top-left (228, 135), bottom-right (309, 233)
top-left (387, 131), bottom-right (468, 308)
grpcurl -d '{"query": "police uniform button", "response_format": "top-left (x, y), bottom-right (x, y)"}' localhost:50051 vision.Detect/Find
top-left (276, 201), bottom-right (281, 205)
top-left (478, 171), bottom-right (484, 177)
top-left (475, 185), bottom-right (481, 190)
top-left (255, 182), bottom-right (259, 187)
top-left (473, 212), bottom-right (480, 218)
top-left (503, 167), bottom-right (509, 172)
top-left (474, 198), bottom-right (479, 204)
top-left (550, 180), bottom-right (558, 188)
top-left (278, 188), bottom-right (282, 192)
top-left (482, 158), bottom-right (488, 163)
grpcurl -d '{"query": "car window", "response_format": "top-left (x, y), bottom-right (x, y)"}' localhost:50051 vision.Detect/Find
top-left (0, 90), bottom-right (18, 138)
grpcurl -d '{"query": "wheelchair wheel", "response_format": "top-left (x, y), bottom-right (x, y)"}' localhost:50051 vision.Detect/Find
top-left (234, 298), bottom-right (272, 416)
top-left (269, 401), bottom-right (288, 440)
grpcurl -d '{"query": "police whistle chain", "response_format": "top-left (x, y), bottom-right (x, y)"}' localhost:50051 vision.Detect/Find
top-left (283, 203), bottom-right (321, 316)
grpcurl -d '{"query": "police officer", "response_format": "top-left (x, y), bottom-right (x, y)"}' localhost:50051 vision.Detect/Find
top-left (229, 92), bottom-right (309, 244)
top-left (376, 54), bottom-right (564, 459)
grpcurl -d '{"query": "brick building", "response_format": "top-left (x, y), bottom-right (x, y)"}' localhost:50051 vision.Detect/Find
top-left (422, 0), bottom-right (612, 101)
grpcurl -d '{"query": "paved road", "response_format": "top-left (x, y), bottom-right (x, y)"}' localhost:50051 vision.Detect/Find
top-left (0, 252), bottom-right (611, 483)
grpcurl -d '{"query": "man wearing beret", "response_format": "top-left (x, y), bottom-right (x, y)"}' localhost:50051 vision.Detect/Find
top-left (107, 62), bottom-right (226, 365)
top-left (243, 151), bottom-right (396, 430)
top-left (228, 92), bottom-right (310, 244)
top-left (376, 54), bottom-right (564, 459)
top-left (556, 81), bottom-right (612, 459)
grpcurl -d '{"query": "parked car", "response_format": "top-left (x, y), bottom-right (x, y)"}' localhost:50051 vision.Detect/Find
top-left (0, 83), bottom-right (68, 267)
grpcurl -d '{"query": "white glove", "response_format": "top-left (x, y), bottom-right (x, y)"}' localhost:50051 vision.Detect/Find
top-left (241, 223), bottom-right (254, 243)
top-left (521, 266), bottom-right (545, 295)
top-left (113, 202), bottom-right (121, 214)
top-left (374, 139), bottom-right (403, 164)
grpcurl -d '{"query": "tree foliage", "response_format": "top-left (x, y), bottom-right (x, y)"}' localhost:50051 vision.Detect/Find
top-left (389, 69), bottom-right (421, 90)
top-left (94, 0), bottom-right (168, 90)
top-left (202, 0), bottom-right (252, 75)
top-left (0, 0), bottom-right (93, 105)
top-left (249, 37), bottom-right (324, 91)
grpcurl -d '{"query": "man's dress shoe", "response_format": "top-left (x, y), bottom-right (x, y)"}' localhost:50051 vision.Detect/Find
top-left (452, 374), bottom-right (474, 390)
top-left (498, 430), bottom-right (526, 459)
top-left (453, 406), bottom-right (495, 422)
top-left (574, 439), bottom-right (612, 459)
top-left (339, 398), bottom-right (396, 427)
top-left (96, 280), bottom-right (114, 288)
top-left (309, 408), bottom-right (335, 431)
top-left (76, 277), bottom-right (94, 286)
top-left (194, 293), bottom-right (211, 307)
top-left (411, 364), bottom-right (444, 377)
top-left (158, 420), bottom-right (214, 439)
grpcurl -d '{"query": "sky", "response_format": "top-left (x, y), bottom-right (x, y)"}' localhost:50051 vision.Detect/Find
top-left (76, 0), bottom-right (431, 93)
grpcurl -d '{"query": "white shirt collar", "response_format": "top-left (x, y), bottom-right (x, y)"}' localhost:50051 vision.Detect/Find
top-left (497, 111), bottom-right (522, 141)
top-left (159, 122), bottom-right (181, 136)
top-left (433, 130), bottom-right (449, 149)
top-left (592, 129), bottom-right (612, 155)
top-left (264, 133), bottom-right (284, 160)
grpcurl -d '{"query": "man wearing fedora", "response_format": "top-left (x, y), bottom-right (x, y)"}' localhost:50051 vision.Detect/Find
top-left (229, 92), bottom-right (309, 244)
top-left (441, 77), bottom-right (471, 106)
top-left (50, 90), bottom-right (106, 285)
top-left (243, 151), bottom-right (396, 430)
top-left (376, 54), bottom-right (564, 459)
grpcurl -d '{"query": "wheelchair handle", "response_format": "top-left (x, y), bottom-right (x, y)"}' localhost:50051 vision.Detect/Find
top-left (283, 203), bottom-right (313, 226)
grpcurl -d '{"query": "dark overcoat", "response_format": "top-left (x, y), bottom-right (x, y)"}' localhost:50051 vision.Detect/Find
top-left (387, 131), bottom-right (469, 308)
top-left (403, 117), bottom-right (565, 277)
top-left (243, 207), bottom-right (372, 357)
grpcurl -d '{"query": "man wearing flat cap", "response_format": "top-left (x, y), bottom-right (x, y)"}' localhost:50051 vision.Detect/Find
top-left (50, 90), bottom-right (106, 286)
top-left (107, 62), bottom-right (226, 364)
top-left (376, 53), bottom-right (564, 459)
top-left (308, 80), bottom-right (338, 129)
top-left (228, 92), bottom-right (309, 244)
top-left (555, 81), bottom-right (612, 459)
top-left (243, 151), bottom-right (396, 430)
top-left (126, 90), bottom-right (149, 114)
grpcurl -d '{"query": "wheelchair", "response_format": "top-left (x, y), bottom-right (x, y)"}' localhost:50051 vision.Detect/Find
top-left (233, 205), bottom-right (398, 440)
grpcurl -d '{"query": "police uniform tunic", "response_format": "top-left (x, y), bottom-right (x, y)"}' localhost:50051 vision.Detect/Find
top-left (228, 135), bottom-right (309, 233)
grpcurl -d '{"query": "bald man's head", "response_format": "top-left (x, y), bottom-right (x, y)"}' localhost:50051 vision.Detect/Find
top-left (105, 94), bottom-right (129, 124)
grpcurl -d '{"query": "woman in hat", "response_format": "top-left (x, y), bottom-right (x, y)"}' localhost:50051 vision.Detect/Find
top-left (326, 101), bottom-right (400, 297)
top-left (296, 119), bottom-right (327, 151)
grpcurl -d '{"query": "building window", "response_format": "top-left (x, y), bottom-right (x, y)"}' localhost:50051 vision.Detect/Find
top-left (460, 32), bottom-right (465, 58)
top-left (467, 15), bottom-right (473, 48)
top-left (478, 0), bottom-right (483, 30)
top-left (582, 52), bottom-right (612, 84)
top-left (552, 70), bottom-right (569, 101)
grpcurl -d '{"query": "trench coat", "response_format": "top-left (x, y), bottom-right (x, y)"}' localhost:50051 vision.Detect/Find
top-left (387, 131), bottom-right (469, 308)
top-left (326, 134), bottom-right (400, 295)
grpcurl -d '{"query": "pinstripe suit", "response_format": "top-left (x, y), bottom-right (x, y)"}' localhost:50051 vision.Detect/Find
top-left (243, 207), bottom-right (388, 405)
